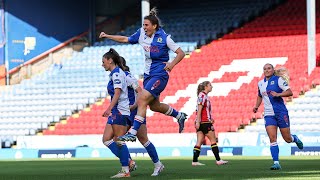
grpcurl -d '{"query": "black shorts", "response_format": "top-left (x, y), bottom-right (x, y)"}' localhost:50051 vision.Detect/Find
top-left (197, 123), bottom-right (214, 134)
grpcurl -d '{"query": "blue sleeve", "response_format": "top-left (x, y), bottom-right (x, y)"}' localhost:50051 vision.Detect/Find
top-left (128, 28), bottom-right (141, 44)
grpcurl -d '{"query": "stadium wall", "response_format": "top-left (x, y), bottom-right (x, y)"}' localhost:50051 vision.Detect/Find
top-left (0, 132), bottom-right (317, 159)
top-left (4, 0), bottom-right (91, 70)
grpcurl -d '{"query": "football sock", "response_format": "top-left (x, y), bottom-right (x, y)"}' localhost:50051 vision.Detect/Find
top-left (104, 139), bottom-right (120, 157)
top-left (211, 143), bottom-right (221, 161)
top-left (143, 140), bottom-right (159, 163)
top-left (270, 142), bottom-right (279, 161)
top-left (193, 146), bottom-right (201, 162)
top-left (130, 115), bottom-right (144, 135)
top-left (291, 134), bottom-right (298, 143)
top-left (118, 141), bottom-right (130, 167)
top-left (165, 106), bottom-right (179, 118)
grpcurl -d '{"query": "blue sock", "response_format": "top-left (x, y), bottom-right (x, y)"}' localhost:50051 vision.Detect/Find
top-left (291, 134), bottom-right (298, 143)
top-left (270, 142), bottom-right (279, 161)
top-left (104, 140), bottom-right (132, 161)
top-left (144, 140), bottom-right (159, 163)
top-left (165, 106), bottom-right (179, 118)
top-left (130, 115), bottom-right (144, 135)
top-left (104, 139), bottom-right (120, 158)
top-left (118, 142), bottom-right (129, 166)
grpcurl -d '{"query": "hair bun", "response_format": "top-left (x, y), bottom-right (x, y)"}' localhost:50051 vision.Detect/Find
top-left (109, 48), bottom-right (119, 56)
top-left (149, 7), bottom-right (158, 16)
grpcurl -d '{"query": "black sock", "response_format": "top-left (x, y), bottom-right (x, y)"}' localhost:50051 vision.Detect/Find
top-left (211, 143), bottom-right (221, 161)
top-left (193, 146), bottom-right (201, 162)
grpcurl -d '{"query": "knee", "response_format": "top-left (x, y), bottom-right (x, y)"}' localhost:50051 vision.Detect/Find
top-left (102, 136), bottom-right (107, 143)
top-left (102, 136), bottom-right (112, 145)
top-left (137, 97), bottom-right (148, 107)
top-left (269, 137), bottom-right (277, 143)
top-left (210, 138), bottom-right (217, 144)
top-left (284, 136), bottom-right (293, 143)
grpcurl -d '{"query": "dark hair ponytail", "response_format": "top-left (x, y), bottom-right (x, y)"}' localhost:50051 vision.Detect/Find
top-left (144, 7), bottom-right (162, 30)
top-left (103, 48), bottom-right (121, 67)
top-left (120, 56), bottom-right (130, 72)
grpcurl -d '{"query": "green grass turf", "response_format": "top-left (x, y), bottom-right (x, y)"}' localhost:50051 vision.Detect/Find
top-left (0, 156), bottom-right (319, 180)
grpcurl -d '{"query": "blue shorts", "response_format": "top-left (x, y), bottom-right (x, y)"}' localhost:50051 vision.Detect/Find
top-left (265, 113), bottom-right (290, 128)
top-left (106, 112), bottom-right (129, 126)
top-left (127, 108), bottom-right (146, 127)
top-left (143, 74), bottom-right (169, 98)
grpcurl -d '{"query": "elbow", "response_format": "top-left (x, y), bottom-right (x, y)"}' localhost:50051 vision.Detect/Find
top-left (181, 51), bottom-right (186, 58)
top-left (122, 37), bottom-right (129, 43)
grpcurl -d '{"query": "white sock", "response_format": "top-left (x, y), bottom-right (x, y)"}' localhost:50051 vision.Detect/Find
top-left (129, 129), bottom-right (137, 135)
top-left (154, 161), bottom-right (162, 167)
top-left (274, 161), bottom-right (279, 164)
top-left (122, 166), bottom-right (129, 173)
top-left (165, 106), bottom-right (173, 115)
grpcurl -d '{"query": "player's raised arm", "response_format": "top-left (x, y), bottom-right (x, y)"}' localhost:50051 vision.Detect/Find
top-left (99, 32), bottom-right (129, 43)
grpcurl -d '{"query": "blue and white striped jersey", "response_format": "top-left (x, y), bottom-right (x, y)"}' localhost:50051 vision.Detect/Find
top-left (107, 67), bottom-right (130, 115)
top-left (124, 71), bottom-right (139, 106)
top-left (258, 75), bottom-right (290, 116)
top-left (128, 27), bottom-right (180, 76)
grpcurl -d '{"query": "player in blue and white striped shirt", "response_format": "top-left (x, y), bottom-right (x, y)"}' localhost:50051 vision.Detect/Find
top-left (99, 8), bottom-right (187, 139)
top-left (253, 63), bottom-right (303, 170)
top-left (120, 57), bottom-right (163, 176)
top-left (101, 48), bottom-right (131, 178)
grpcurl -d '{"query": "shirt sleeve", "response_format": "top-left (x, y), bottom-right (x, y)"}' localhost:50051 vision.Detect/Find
top-left (197, 93), bottom-right (205, 105)
top-left (128, 28), bottom-right (141, 44)
top-left (126, 73), bottom-right (139, 90)
top-left (166, 35), bottom-right (180, 52)
top-left (278, 77), bottom-right (290, 91)
top-left (112, 72), bottom-right (123, 89)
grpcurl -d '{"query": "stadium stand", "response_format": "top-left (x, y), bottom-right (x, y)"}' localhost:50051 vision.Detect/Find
top-left (97, 0), bottom-right (282, 46)
top-left (151, 0), bottom-right (320, 135)
top-left (0, 42), bottom-right (196, 146)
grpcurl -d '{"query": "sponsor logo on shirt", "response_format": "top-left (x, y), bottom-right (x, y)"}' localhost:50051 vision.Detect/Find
top-left (283, 81), bottom-right (288, 86)
top-left (143, 45), bottom-right (160, 53)
top-left (262, 90), bottom-right (272, 96)
top-left (283, 114), bottom-right (289, 125)
top-left (151, 80), bottom-right (161, 90)
top-left (114, 79), bottom-right (121, 84)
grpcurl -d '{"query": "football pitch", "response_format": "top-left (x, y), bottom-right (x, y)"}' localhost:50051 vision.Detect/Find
top-left (0, 156), bottom-right (319, 180)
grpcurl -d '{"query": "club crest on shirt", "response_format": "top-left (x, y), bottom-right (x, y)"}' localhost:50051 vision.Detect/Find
top-left (157, 37), bottom-right (162, 43)
top-left (270, 81), bottom-right (275, 85)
